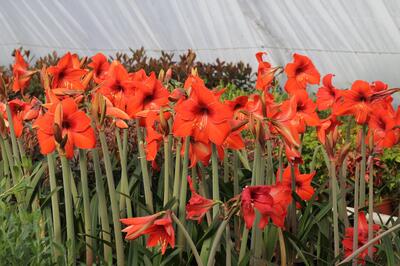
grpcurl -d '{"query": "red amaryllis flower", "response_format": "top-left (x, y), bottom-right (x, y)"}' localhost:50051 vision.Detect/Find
top-left (120, 211), bottom-right (175, 255)
top-left (342, 212), bottom-right (380, 264)
top-left (186, 176), bottom-right (216, 223)
top-left (98, 61), bottom-right (135, 110)
top-left (7, 99), bottom-right (39, 138)
top-left (47, 52), bottom-right (87, 89)
top-left (88, 53), bottom-right (110, 83)
top-left (335, 80), bottom-right (373, 125)
top-left (33, 97), bottom-right (96, 158)
top-left (316, 115), bottom-right (341, 145)
top-left (282, 90), bottom-right (320, 133)
top-left (12, 50), bottom-right (33, 94)
top-left (260, 183), bottom-right (292, 228)
top-left (316, 74), bottom-right (340, 111)
top-left (280, 165), bottom-right (315, 202)
top-left (127, 72), bottom-right (169, 118)
top-left (187, 139), bottom-right (212, 167)
top-left (284, 53), bottom-right (320, 94)
top-left (255, 52), bottom-right (277, 91)
top-left (241, 186), bottom-right (273, 229)
top-left (173, 79), bottom-right (233, 145)
top-left (368, 108), bottom-right (398, 149)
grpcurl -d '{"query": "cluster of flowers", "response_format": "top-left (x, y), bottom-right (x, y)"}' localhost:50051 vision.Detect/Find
top-left (2, 49), bottom-right (396, 259)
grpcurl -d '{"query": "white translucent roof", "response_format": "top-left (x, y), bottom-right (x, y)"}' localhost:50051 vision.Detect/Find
top-left (1, 0), bottom-right (400, 91)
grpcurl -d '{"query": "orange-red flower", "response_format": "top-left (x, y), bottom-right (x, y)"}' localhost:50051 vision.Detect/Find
top-left (12, 50), bottom-right (33, 94)
top-left (241, 184), bottom-right (291, 229)
top-left (316, 74), bottom-right (340, 111)
top-left (47, 52), bottom-right (87, 90)
top-left (173, 79), bottom-right (233, 145)
top-left (34, 97), bottom-right (95, 158)
top-left (121, 211), bottom-right (175, 255)
top-left (186, 176), bottom-right (216, 223)
top-left (241, 186), bottom-right (273, 229)
top-left (316, 115), bottom-right (341, 145)
top-left (98, 61), bottom-right (135, 111)
top-left (255, 52), bottom-right (277, 91)
top-left (342, 212), bottom-right (380, 264)
top-left (7, 99), bottom-right (39, 138)
top-left (127, 72), bottom-right (169, 118)
top-left (282, 90), bottom-right (320, 133)
top-left (88, 53), bottom-right (110, 83)
top-left (284, 53), bottom-right (320, 94)
top-left (280, 165), bottom-right (315, 202)
top-left (335, 80), bottom-right (373, 125)
top-left (368, 108), bottom-right (398, 149)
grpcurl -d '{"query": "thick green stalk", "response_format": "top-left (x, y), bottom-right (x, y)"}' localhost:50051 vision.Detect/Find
top-left (225, 225), bottom-right (232, 266)
top-left (265, 140), bottom-right (274, 184)
top-left (233, 152), bottom-right (240, 249)
top-left (330, 160), bottom-right (339, 259)
top-left (211, 143), bottom-right (220, 217)
top-left (163, 137), bottom-right (171, 206)
top-left (172, 139), bottom-right (182, 211)
top-left (46, 153), bottom-right (61, 259)
top-left (288, 163), bottom-right (297, 233)
top-left (352, 165), bottom-right (360, 266)
top-left (0, 138), bottom-right (11, 190)
top-left (223, 151), bottom-right (229, 183)
top-left (359, 125), bottom-right (367, 206)
top-left (239, 228), bottom-right (249, 263)
top-left (5, 103), bottom-right (21, 165)
top-left (79, 149), bottom-right (93, 266)
top-left (252, 142), bottom-right (263, 260)
top-left (60, 155), bottom-right (75, 265)
top-left (117, 129), bottom-right (132, 217)
top-left (99, 131), bottom-right (125, 266)
top-left (278, 228), bottom-right (287, 266)
top-left (171, 213), bottom-right (204, 266)
top-left (135, 121), bottom-right (153, 212)
top-left (207, 219), bottom-right (229, 266)
top-left (367, 155), bottom-right (374, 258)
top-left (178, 137), bottom-right (190, 248)
top-left (91, 148), bottom-right (112, 262)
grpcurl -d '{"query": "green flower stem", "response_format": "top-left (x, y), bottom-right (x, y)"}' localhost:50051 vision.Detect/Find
top-left (5, 103), bottom-right (21, 166)
top-left (60, 154), bottom-right (75, 265)
top-left (117, 128), bottom-right (132, 217)
top-left (225, 225), bottom-right (232, 266)
top-left (91, 148), bottom-right (112, 263)
top-left (3, 138), bottom-right (16, 184)
top-left (135, 120), bottom-right (153, 212)
top-left (79, 149), bottom-right (93, 266)
top-left (207, 218), bottom-right (229, 266)
top-left (330, 160), bottom-right (339, 258)
top-left (0, 138), bottom-right (11, 190)
top-left (352, 165), bottom-right (360, 266)
top-left (17, 138), bottom-right (25, 160)
top-left (163, 136), bottom-right (171, 206)
top-left (359, 125), bottom-right (367, 206)
top-left (239, 227), bottom-right (249, 263)
top-left (46, 153), bottom-right (61, 259)
top-left (171, 213), bottom-right (204, 266)
top-left (223, 151), bottom-right (229, 183)
top-left (278, 228), bottom-right (287, 266)
top-left (172, 139), bottom-right (182, 212)
top-left (233, 151), bottom-right (240, 249)
top-left (177, 137), bottom-right (190, 248)
top-left (211, 143), bottom-right (220, 217)
top-left (99, 131), bottom-right (125, 266)
top-left (266, 140), bottom-right (274, 184)
top-left (367, 155), bottom-right (374, 258)
top-left (252, 141), bottom-right (264, 260)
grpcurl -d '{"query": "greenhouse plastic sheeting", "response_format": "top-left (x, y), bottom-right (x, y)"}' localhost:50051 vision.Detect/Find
top-left (1, 0), bottom-right (400, 90)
